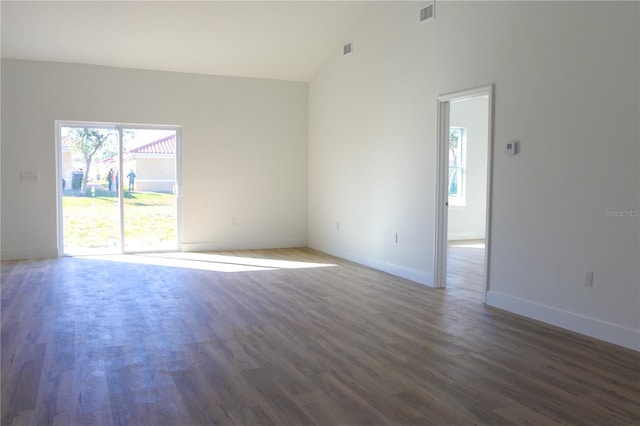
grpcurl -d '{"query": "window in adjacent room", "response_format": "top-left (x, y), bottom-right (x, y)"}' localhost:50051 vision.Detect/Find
top-left (448, 126), bottom-right (466, 206)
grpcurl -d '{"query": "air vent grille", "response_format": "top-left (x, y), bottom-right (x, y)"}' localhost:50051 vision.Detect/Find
top-left (343, 41), bottom-right (353, 56)
top-left (420, 2), bottom-right (434, 22)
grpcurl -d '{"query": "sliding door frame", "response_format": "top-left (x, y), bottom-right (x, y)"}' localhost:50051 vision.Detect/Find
top-left (55, 120), bottom-right (182, 256)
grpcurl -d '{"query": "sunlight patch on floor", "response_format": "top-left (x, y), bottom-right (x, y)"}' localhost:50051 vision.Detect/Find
top-left (80, 252), bottom-right (336, 273)
top-left (448, 240), bottom-right (485, 249)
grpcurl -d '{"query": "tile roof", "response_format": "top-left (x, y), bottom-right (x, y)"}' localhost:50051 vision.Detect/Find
top-left (61, 136), bottom-right (74, 148)
top-left (129, 134), bottom-right (176, 154)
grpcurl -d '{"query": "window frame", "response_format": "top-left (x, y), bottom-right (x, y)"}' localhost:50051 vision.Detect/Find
top-left (448, 126), bottom-right (466, 207)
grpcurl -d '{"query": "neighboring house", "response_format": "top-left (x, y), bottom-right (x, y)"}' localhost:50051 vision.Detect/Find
top-left (63, 133), bottom-right (176, 193)
top-left (60, 136), bottom-right (85, 190)
top-left (60, 136), bottom-right (74, 189)
top-left (123, 133), bottom-right (176, 193)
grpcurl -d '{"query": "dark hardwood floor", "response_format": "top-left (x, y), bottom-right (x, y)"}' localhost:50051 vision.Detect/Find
top-left (2, 248), bottom-right (639, 425)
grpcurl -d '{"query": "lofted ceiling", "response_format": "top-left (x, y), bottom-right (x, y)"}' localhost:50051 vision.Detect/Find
top-left (1, 1), bottom-right (377, 82)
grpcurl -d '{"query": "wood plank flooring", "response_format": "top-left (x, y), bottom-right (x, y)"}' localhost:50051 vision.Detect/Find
top-left (447, 240), bottom-right (485, 302)
top-left (2, 248), bottom-right (639, 425)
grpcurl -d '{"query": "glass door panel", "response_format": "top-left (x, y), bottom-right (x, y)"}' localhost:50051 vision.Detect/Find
top-left (60, 125), bottom-right (121, 255)
top-left (122, 128), bottom-right (178, 252)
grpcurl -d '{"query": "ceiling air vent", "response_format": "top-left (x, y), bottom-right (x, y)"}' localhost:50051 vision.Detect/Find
top-left (343, 41), bottom-right (353, 56)
top-left (420, 2), bottom-right (435, 23)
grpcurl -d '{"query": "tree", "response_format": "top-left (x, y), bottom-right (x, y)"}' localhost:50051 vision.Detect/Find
top-left (448, 128), bottom-right (463, 197)
top-left (449, 128), bottom-right (460, 166)
top-left (67, 128), bottom-right (118, 195)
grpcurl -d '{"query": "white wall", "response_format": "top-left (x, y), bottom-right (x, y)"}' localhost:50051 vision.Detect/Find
top-left (1, 59), bottom-right (308, 258)
top-left (448, 96), bottom-right (488, 241)
top-left (308, 1), bottom-right (639, 350)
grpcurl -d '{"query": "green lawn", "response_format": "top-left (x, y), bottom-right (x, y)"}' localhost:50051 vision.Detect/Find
top-left (63, 189), bottom-right (176, 252)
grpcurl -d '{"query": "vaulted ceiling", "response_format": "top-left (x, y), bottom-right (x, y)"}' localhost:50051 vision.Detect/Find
top-left (1, 1), bottom-right (376, 82)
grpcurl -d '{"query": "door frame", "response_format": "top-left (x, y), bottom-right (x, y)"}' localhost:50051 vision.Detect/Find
top-left (55, 120), bottom-right (183, 256)
top-left (433, 84), bottom-right (494, 302)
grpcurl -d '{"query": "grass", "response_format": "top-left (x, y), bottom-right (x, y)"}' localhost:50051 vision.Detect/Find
top-left (62, 188), bottom-right (176, 252)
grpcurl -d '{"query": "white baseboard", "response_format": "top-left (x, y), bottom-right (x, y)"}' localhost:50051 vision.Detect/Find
top-left (308, 238), bottom-right (433, 287)
top-left (487, 290), bottom-right (640, 351)
top-left (1, 247), bottom-right (58, 260)
top-left (182, 238), bottom-right (307, 253)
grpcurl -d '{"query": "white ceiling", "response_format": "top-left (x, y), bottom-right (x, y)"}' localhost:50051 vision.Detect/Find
top-left (1, 1), bottom-right (376, 82)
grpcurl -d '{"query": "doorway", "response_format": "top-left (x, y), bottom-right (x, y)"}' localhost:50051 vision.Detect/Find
top-left (57, 122), bottom-right (181, 255)
top-left (434, 85), bottom-right (493, 301)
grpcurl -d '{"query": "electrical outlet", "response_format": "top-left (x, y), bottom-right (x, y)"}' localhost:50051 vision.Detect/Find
top-left (585, 271), bottom-right (594, 287)
top-left (20, 172), bottom-right (39, 183)
top-left (231, 217), bottom-right (238, 226)
top-left (336, 221), bottom-right (340, 231)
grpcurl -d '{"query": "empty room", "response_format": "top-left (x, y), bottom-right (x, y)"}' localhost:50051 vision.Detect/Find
top-left (1, 1), bottom-right (639, 425)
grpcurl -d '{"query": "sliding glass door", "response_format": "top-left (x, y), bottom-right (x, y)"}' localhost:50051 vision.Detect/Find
top-left (58, 123), bottom-right (180, 255)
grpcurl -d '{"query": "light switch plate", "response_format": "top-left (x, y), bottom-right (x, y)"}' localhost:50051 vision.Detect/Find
top-left (20, 172), bottom-right (39, 183)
